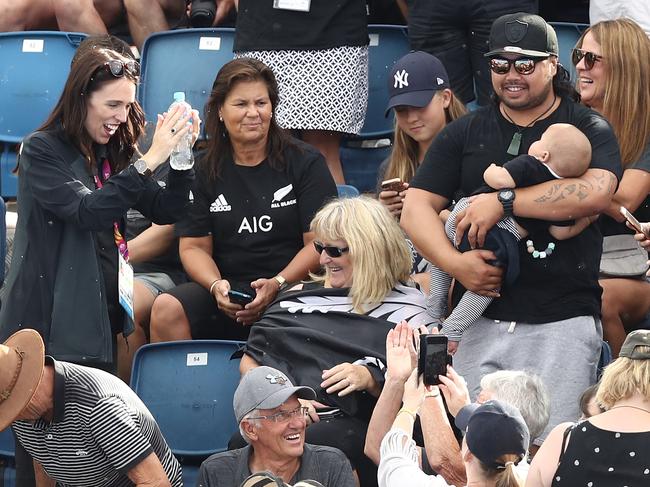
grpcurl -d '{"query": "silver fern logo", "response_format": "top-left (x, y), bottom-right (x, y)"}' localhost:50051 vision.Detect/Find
top-left (279, 284), bottom-right (434, 328)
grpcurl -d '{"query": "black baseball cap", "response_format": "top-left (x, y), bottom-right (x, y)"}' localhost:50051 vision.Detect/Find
top-left (486, 13), bottom-right (558, 58)
top-left (455, 400), bottom-right (530, 468)
top-left (619, 329), bottom-right (650, 360)
top-left (385, 51), bottom-right (450, 116)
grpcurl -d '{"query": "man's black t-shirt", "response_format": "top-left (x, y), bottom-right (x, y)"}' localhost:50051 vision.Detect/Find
top-left (411, 98), bottom-right (622, 323)
top-left (234, 0), bottom-right (368, 51)
top-left (176, 140), bottom-right (337, 283)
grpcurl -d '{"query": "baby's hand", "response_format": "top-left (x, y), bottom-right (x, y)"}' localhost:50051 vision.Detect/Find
top-left (448, 340), bottom-right (459, 355)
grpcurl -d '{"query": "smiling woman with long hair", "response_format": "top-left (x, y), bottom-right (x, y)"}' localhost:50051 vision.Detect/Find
top-left (572, 19), bottom-right (650, 357)
top-left (0, 47), bottom-right (196, 369)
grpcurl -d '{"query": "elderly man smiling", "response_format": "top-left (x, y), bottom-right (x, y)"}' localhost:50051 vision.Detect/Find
top-left (197, 366), bottom-right (355, 487)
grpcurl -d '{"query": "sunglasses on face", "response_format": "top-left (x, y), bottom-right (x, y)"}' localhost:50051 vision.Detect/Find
top-left (489, 57), bottom-right (542, 75)
top-left (571, 48), bottom-right (603, 70)
top-left (248, 405), bottom-right (309, 423)
top-left (314, 241), bottom-right (349, 258)
top-left (100, 59), bottom-right (140, 78)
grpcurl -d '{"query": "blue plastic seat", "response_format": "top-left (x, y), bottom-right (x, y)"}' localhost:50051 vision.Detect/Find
top-left (138, 29), bottom-right (236, 137)
top-left (361, 25), bottom-right (411, 139)
top-left (0, 428), bottom-right (15, 460)
top-left (336, 184), bottom-right (360, 198)
top-left (130, 340), bottom-right (243, 458)
top-left (0, 31), bottom-right (86, 144)
top-left (341, 144), bottom-right (392, 193)
top-left (0, 146), bottom-right (19, 199)
top-left (549, 22), bottom-right (589, 82)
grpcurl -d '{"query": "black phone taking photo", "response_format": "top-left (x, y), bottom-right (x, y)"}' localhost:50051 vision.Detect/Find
top-left (227, 289), bottom-right (254, 306)
top-left (418, 334), bottom-right (451, 386)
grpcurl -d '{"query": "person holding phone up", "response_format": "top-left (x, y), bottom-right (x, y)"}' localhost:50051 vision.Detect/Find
top-left (149, 58), bottom-right (337, 343)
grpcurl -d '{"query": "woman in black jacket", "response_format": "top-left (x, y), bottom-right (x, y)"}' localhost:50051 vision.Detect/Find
top-left (0, 46), bottom-right (198, 369)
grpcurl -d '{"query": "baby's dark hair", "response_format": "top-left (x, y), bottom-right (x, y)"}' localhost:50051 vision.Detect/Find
top-left (579, 383), bottom-right (605, 418)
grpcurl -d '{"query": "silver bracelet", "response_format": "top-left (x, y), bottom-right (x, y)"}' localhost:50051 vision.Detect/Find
top-left (208, 279), bottom-right (222, 295)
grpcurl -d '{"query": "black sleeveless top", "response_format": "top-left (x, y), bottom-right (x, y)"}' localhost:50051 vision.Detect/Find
top-left (552, 421), bottom-right (650, 487)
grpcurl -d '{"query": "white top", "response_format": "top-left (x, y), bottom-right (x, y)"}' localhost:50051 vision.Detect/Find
top-left (378, 429), bottom-right (457, 487)
top-left (377, 429), bottom-right (530, 487)
top-left (589, 0), bottom-right (650, 37)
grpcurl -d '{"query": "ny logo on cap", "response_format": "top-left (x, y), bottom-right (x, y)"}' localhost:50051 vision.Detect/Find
top-left (394, 69), bottom-right (409, 89)
top-left (266, 373), bottom-right (287, 385)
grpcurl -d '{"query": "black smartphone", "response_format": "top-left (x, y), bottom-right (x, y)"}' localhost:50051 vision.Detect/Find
top-left (227, 289), bottom-right (254, 306)
top-left (418, 334), bottom-right (450, 386)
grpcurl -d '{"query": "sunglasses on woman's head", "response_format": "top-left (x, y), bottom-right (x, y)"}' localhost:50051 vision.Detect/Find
top-left (314, 241), bottom-right (349, 258)
top-left (101, 59), bottom-right (140, 78)
top-left (571, 48), bottom-right (603, 70)
top-left (489, 57), bottom-right (542, 76)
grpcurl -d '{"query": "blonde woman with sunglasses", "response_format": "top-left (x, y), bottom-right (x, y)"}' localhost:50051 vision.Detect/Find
top-left (573, 19), bottom-right (650, 357)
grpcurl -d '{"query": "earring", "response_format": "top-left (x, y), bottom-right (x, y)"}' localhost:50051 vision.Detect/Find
top-left (219, 115), bottom-right (223, 122)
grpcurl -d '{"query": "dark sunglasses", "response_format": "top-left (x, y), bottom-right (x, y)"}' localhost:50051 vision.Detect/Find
top-left (571, 48), bottom-right (603, 70)
top-left (314, 241), bottom-right (349, 258)
top-left (489, 57), bottom-right (541, 76)
top-left (100, 59), bottom-right (140, 78)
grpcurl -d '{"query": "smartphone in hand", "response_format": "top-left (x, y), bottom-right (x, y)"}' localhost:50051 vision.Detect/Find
top-left (620, 206), bottom-right (647, 236)
top-left (418, 334), bottom-right (451, 386)
top-left (381, 178), bottom-right (407, 193)
top-left (227, 289), bottom-right (254, 306)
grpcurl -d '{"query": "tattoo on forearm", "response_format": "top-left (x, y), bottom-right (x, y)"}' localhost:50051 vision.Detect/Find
top-left (534, 180), bottom-right (594, 204)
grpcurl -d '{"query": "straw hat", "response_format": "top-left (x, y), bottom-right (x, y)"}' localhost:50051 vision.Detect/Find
top-left (0, 329), bottom-right (45, 431)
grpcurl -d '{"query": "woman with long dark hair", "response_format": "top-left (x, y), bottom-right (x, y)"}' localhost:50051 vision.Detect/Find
top-left (149, 57), bottom-right (337, 343)
top-left (0, 47), bottom-right (196, 368)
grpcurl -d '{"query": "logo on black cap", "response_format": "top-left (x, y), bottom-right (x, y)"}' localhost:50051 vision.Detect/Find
top-left (505, 20), bottom-right (528, 43)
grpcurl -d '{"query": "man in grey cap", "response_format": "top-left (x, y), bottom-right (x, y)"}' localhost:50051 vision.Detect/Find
top-left (197, 366), bottom-right (355, 487)
top-left (402, 12), bottom-right (622, 440)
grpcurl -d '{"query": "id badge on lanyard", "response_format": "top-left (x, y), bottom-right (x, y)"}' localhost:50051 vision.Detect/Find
top-left (118, 251), bottom-right (135, 320)
top-left (273, 0), bottom-right (310, 12)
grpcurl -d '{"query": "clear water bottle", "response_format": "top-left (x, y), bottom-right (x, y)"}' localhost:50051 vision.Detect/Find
top-left (168, 91), bottom-right (194, 170)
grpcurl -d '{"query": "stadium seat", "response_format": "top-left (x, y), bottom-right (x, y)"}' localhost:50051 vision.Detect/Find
top-left (0, 428), bottom-right (15, 462)
top-left (0, 465), bottom-right (16, 487)
top-left (138, 28), bottom-right (236, 137)
top-left (0, 31), bottom-right (86, 144)
top-left (549, 22), bottom-right (589, 82)
top-left (336, 184), bottom-right (360, 198)
top-left (182, 464), bottom-right (200, 486)
top-left (341, 144), bottom-right (392, 193)
top-left (130, 340), bottom-right (243, 458)
top-left (0, 146), bottom-right (19, 199)
top-left (361, 25), bottom-right (411, 139)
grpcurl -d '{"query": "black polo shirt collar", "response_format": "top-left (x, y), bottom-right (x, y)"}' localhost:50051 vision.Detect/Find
top-left (47, 355), bottom-right (65, 424)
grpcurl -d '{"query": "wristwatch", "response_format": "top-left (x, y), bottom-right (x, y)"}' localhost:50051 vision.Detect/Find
top-left (133, 158), bottom-right (152, 178)
top-left (497, 189), bottom-right (516, 217)
top-left (273, 274), bottom-right (287, 290)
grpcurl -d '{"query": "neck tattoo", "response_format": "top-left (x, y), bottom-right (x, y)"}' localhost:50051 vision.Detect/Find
top-left (502, 95), bottom-right (557, 156)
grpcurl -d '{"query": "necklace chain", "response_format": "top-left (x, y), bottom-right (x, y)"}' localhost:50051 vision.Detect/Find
top-left (608, 405), bottom-right (650, 414)
top-left (502, 95), bottom-right (558, 156)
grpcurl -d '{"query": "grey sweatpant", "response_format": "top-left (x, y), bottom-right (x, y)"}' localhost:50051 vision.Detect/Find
top-left (453, 315), bottom-right (603, 443)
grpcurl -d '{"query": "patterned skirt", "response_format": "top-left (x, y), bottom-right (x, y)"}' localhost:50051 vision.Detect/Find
top-left (235, 45), bottom-right (369, 134)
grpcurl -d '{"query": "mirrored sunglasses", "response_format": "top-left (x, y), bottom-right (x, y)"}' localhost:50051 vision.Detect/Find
top-left (571, 48), bottom-right (603, 70)
top-left (489, 57), bottom-right (541, 76)
top-left (314, 241), bottom-right (349, 258)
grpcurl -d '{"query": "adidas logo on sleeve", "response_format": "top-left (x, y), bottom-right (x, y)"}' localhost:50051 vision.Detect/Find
top-left (210, 194), bottom-right (231, 212)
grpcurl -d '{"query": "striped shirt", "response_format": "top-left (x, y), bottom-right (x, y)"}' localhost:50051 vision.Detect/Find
top-left (12, 358), bottom-right (182, 487)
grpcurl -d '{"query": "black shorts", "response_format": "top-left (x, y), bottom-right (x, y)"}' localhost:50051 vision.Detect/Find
top-left (165, 281), bottom-right (251, 341)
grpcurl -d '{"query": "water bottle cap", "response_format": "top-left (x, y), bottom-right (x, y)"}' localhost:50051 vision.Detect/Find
top-left (173, 92), bottom-right (186, 102)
